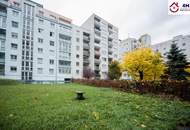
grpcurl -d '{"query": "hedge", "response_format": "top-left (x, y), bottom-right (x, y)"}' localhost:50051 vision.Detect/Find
top-left (74, 79), bottom-right (190, 101)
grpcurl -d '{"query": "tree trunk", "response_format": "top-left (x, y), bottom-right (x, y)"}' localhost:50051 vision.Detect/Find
top-left (139, 71), bottom-right (144, 80)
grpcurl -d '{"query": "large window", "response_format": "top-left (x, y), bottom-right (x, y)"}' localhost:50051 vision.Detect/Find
top-left (11, 43), bottom-right (18, 50)
top-left (10, 55), bottom-right (17, 61)
top-left (10, 66), bottom-right (17, 72)
top-left (49, 59), bottom-right (54, 65)
top-left (38, 48), bottom-right (43, 53)
top-left (11, 32), bottom-right (18, 39)
top-left (12, 21), bottom-right (19, 28)
top-left (37, 68), bottom-right (43, 74)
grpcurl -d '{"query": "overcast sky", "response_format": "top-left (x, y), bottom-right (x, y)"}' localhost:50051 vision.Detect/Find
top-left (34, 0), bottom-right (190, 44)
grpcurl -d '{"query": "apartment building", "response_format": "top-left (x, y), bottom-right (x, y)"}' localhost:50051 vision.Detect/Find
top-left (119, 34), bottom-right (151, 62)
top-left (0, 0), bottom-right (74, 82)
top-left (0, 0), bottom-right (119, 82)
top-left (82, 14), bottom-right (119, 79)
top-left (72, 25), bottom-right (91, 79)
top-left (151, 35), bottom-right (190, 61)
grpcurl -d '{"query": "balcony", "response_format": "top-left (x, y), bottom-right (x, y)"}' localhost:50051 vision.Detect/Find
top-left (94, 50), bottom-right (100, 56)
top-left (94, 27), bottom-right (101, 33)
top-left (94, 65), bottom-right (99, 70)
top-left (0, 58), bottom-right (5, 64)
top-left (83, 43), bottom-right (90, 49)
top-left (94, 34), bottom-right (101, 42)
top-left (0, 34), bottom-right (6, 39)
top-left (0, 0), bottom-right (8, 7)
top-left (83, 59), bottom-right (89, 64)
top-left (108, 41), bottom-right (113, 48)
top-left (0, 64), bottom-right (4, 75)
top-left (0, 44), bottom-right (5, 52)
top-left (83, 35), bottom-right (90, 42)
top-left (94, 20), bottom-right (100, 27)
top-left (0, 21), bottom-right (6, 29)
top-left (83, 50), bottom-right (90, 56)
top-left (94, 17), bottom-right (101, 22)
top-left (108, 48), bottom-right (113, 53)
top-left (94, 58), bottom-right (100, 64)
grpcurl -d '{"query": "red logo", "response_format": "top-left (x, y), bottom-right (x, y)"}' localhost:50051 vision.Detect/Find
top-left (169, 2), bottom-right (179, 13)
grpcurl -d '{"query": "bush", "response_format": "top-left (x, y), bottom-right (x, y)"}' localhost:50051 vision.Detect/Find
top-left (0, 79), bottom-right (22, 85)
top-left (74, 79), bottom-right (190, 101)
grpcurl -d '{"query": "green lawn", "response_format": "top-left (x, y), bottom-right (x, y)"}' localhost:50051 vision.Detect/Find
top-left (0, 83), bottom-right (190, 130)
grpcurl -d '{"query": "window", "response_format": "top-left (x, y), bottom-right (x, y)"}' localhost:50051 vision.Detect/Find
top-left (76, 38), bottom-right (80, 42)
top-left (12, 21), bottom-right (19, 28)
top-left (39, 10), bottom-right (44, 16)
top-left (50, 15), bottom-right (56, 20)
top-left (11, 43), bottom-right (18, 50)
top-left (76, 70), bottom-right (79, 74)
top-left (37, 68), bottom-right (43, 74)
top-left (76, 46), bottom-right (80, 51)
top-left (76, 54), bottom-right (79, 58)
top-left (76, 62), bottom-right (79, 66)
top-left (50, 32), bottom-right (54, 37)
top-left (11, 32), bottom-right (18, 39)
top-left (38, 48), bottom-right (43, 53)
top-left (49, 69), bottom-right (54, 74)
top-left (49, 59), bottom-right (54, 65)
top-left (10, 66), bottom-right (17, 72)
top-left (38, 19), bottom-right (44, 24)
top-left (10, 55), bottom-right (17, 61)
top-left (50, 22), bottom-right (55, 27)
top-left (12, 10), bottom-right (19, 16)
top-left (50, 41), bottom-right (55, 46)
top-left (38, 38), bottom-right (43, 43)
top-left (37, 58), bottom-right (43, 64)
top-left (38, 28), bottom-right (44, 33)
top-left (49, 50), bottom-right (55, 53)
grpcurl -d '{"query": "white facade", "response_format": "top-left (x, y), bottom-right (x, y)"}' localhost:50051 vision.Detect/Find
top-left (119, 34), bottom-right (151, 62)
top-left (151, 35), bottom-right (190, 61)
top-left (0, 0), bottom-right (74, 82)
top-left (82, 14), bottom-right (119, 79)
top-left (0, 0), bottom-right (119, 82)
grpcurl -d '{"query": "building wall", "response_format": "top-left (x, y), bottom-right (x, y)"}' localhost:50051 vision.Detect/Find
top-left (151, 35), bottom-right (190, 61)
top-left (81, 14), bottom-right (119, 79)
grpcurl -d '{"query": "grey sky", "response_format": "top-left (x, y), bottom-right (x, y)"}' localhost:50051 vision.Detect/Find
top-left (34, 0), bottom-right (190, 44)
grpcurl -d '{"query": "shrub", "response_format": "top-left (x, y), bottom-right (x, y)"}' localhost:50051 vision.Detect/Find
top-left (74, 79), bottom-right (190, 101)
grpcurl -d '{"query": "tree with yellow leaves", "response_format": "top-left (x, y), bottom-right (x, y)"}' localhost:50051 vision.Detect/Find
top-left (121, 48), bottom-right (165, 80)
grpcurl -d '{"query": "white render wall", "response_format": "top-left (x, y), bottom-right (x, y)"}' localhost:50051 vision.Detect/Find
top-left (151, 35), bottom-right (190, 61)
top-left (4, 2), bottom-right (23, 80)
top-left (81, 14), bottom-right (119, 79)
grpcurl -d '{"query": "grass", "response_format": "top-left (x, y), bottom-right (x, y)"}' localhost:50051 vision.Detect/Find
top-left (0, 83), bottom-right (190, 130)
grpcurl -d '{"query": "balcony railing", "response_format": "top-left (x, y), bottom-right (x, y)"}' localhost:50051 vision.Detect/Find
top-left (83, 51), bottom-right (90, 56)
top-left (94, 59), bottom-right (100, 64)
top-left (94, 50), bottom-right (100, 56)
top-left (0, 58), bottom-right (5, 64)
top-left (94, 66), bottom-right (99, 70)
top-left (83, 36), bottom-right (90, 42)
top-left (0, 46), bottom-right (5, 52)
top-left (94, 20), bottom-right (100, 27)
top-left (83, 43), bottom-right (90, 49)
top-left (0, 34), bottom-right (6, 39)
top-left (83, 59), bottom-right (89, 63)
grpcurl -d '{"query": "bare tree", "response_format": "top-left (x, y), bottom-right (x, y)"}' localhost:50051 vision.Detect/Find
top-left (83, 67), bottom-right (94, 79)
